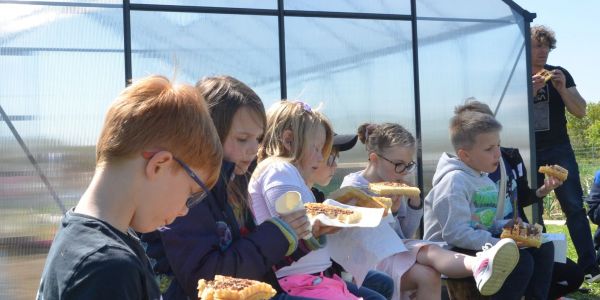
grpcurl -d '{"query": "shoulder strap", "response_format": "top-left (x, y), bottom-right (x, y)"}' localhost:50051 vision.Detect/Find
top-left (495, 156), bottom-right (507, 220)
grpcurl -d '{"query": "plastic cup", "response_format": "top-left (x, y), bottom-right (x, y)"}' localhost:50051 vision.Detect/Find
top-left (275, 191), bottom-right (313, 240)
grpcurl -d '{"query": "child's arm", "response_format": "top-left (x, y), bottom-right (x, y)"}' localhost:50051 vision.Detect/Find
top-left (394, 199), bottom-right (423, 238)
top-left (432, 193), bottom-right (499, 250)
top-left (154, 207), bottom-right (295, 298)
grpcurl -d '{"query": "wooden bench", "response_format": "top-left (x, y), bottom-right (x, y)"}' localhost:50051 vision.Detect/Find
top-left (443, 276), bottom-right (490, 300)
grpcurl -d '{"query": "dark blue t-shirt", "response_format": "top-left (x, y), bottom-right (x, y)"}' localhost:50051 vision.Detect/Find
top-left (37, 210), bottom-right (161, 300)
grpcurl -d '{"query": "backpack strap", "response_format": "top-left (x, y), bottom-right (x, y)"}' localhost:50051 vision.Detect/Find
top-left (495, 156), bottom-right (507, 220)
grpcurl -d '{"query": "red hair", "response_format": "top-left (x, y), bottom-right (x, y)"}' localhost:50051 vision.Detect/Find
top-left (96, 75), bottom-right (222, 187)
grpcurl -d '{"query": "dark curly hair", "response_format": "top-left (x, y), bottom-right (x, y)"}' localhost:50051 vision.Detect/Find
top-left (531, 25), bottom-right (556, 50)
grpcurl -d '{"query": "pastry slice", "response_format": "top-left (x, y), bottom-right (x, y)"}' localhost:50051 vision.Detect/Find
top-left (538, 164), bottom-right (568, 181)
top-left (536, 69), bottom-right (553, 83)
top-left (304, 202), bottom-right (362, 224)
top-left (368, 182), bottom-right (421, 197)
top-left (328, 186), bottom-right (373, 204)
top-left (197, 275), bottom-right (276, 300)
top-left (328, 186), bottom-right (392, 213)
top-left (500, 220), bottom-right (543, 248)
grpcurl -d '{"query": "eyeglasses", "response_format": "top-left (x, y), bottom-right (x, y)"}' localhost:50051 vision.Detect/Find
top-left (326, 152), bottom-right (339, 167)
top-left (376, 153), bottom-right (416, 174)
top-left (142, 151), bottom-right (211, 208)
top-left (173, 157), bottom-right (211, 208)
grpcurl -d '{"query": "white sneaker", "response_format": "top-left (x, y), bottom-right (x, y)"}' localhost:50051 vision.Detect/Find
top-left (584, 272), bottom-right (600, 283)
top-left (472, 238), bottom-right (520, 296)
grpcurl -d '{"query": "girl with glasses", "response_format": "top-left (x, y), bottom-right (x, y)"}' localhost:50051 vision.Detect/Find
top-left (142, 76), bottom-right (312, 300)
top-left (341, 122), bottom-right (519, 299)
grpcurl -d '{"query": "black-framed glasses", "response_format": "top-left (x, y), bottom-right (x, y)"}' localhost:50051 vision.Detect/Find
top-left (173, 157), bottom-right (211, 208)
top-left (376, 153), bottom-right (416, 174)
top-left (326, 151), bottom-right (339, 167)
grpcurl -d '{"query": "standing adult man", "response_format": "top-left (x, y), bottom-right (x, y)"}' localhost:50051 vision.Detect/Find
top-left (530, 25), bottom-right (599, 280)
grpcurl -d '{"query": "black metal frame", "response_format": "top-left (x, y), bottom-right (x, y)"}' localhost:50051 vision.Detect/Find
top-left (410, 0), bottom-right (423, 197)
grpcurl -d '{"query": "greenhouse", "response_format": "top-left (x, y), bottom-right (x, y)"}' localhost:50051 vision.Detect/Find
top-left (1, 0), bottom-right (538, 298)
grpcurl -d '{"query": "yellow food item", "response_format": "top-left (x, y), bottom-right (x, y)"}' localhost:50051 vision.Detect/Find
top-left (538, 164), bottom-right (568, 181)
top-left (197, 275), bottom-right (276, 300)
top-left (368, 182), bottom-right (421, 198)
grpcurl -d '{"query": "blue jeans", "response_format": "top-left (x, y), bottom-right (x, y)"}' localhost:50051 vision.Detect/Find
top-left (537, 142), bottom-right (597, 272)
top-left (347, 270), bottom-right (394, 300)
top-left (594, 228), bottom-right (600, 265)
top-left (494, 244), bottom-right (553, 299)
top-left (524, 242), bottom-right (554, 299)
top-left (272, 293), bottom-right (317, 300)
top-left (493, 248), bottom-right (533, 300)
top-left (550, 258), bottom-right (584, 299)
top-left (453, 244), bottom-right (554, 299)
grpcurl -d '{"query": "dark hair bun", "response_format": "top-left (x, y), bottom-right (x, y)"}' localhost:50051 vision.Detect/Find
top-left (357, 123), bottom-right (376, 144)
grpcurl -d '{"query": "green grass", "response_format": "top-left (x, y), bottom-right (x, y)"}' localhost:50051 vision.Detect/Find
top-left (546, 223), bottom-right (600, 299)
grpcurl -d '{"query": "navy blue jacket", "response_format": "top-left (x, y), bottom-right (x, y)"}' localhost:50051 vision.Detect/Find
top-left (142, 161), bottom-right (292, 299)
top-left (586, 170), bottom-right (600, 224)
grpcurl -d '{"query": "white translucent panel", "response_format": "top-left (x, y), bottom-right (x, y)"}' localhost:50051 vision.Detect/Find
top-left (130, 11), bottom-right (281, 108)
top-left (0, 1), bottom-right (537, 297)
top-left (11, 0), bottom-right (121, 3)
top-left (285, 0), bottom-right (410, 14)
top-left (417, 14), bottom-right (530, 192)
top-left (417, 0), bottom-right (514, 19)
top-left (0, 4), bottom-right (124, 299)
top-left (285, 17), bottom-right (415, 191)
top-left (130, 0), bottom-right (276, 9)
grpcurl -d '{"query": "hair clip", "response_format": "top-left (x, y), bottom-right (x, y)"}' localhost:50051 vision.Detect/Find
top-left (295, 101), bottom-right (312, 113)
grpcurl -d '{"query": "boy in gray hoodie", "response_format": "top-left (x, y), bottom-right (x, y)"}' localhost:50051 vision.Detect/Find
top-left (424, 109), bottom-right (550, 299)
top-left (424, 110), bottom-right (504, 247)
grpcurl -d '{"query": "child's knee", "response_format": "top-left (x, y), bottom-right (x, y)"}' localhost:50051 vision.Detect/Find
top-left (411, 264), bottom-right (441, 285)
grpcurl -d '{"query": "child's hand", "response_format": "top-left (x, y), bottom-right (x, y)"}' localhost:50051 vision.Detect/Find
top-left (312, 220), bottom-right (341, 238)
top-left (280, 209), bottom-right (312, 240)
top-left (537, 175), bottom-right (563, 198)
top-left (407, 194), bottom-right (421, 209)
top-left (390, 195), bottom-right (403, 213)
top-left (399, 180), bottom-right (421, 209)
top-left (515, 240), bottom-right (528, 248)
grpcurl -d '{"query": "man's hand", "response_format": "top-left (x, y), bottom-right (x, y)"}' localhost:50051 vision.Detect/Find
top-left (532, 74), bottom-right (546, 96)
top-left (549, 69), bottom-right (567, 92)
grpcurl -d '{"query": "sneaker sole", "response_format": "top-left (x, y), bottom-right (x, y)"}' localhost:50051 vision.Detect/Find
top-left (478, 240), bottom-right (520, 296)
top-left (586, 273), bottom-right (600, 283)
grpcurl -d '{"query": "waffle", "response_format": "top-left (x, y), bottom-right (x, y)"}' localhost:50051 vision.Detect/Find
top-left (500, 220), bottom-right (543, 248)
top-left (536, 69), bottom-right (553, 83)
top-left (197, 275), bottom-right (276, 300)
top-left (304, 202), bottom-right (362, 224)
top-left (368, 182), bottom-right (421, 197)
top-left (538, 164), bottom-right (568, 181)
top-left (328, 186), bottom-right (392, 215)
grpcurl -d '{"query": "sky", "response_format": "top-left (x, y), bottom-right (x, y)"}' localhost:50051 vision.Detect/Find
top-left (515, 0), bottom-right (599, 103)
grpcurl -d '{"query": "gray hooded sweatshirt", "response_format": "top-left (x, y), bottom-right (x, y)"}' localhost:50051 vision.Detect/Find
top-left (423, 152), bottom-right (500, 250)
